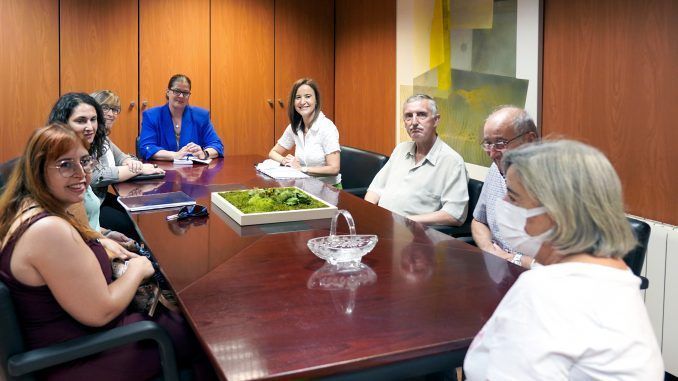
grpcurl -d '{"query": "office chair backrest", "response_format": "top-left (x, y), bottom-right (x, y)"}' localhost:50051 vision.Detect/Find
top-left (0, 157), bottom-right (20, 193)
top-left (429, 178), bottom-right (484, 239)
top-left (0, 280), bottom-right (28, 381)
top-left (339, 145), bottom-right (389, 198)
top-left (624, 217), bottom-right (651, 277)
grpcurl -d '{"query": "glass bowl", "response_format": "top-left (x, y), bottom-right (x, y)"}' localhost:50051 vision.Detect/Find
top-left (307, 209), bottom-right (378, 265)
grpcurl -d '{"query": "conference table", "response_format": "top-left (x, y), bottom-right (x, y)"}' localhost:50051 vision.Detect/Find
top-left (114, 156), bottom-right (523, 381)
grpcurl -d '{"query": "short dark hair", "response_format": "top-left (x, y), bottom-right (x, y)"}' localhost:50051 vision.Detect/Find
top-left (287, 78), bottom-right (321, 134)
top-left (47, 93), bottom-right (108, 159)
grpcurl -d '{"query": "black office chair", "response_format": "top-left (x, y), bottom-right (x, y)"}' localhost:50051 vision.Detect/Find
top-left (339, 145), bottom-right (389, 199)
top-left (136, 135), bottom-right (142, 159)
top-left (625, 217), bottom-right (651, 290)
top-left (0, 280), bottom-right (180, 381)
top-left (430, 178), bottom-right (484, 242)
top-left (0, 157), bottom-right (20, 193)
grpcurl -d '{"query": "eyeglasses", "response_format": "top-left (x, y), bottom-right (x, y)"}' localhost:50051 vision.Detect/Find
top-left (480, 132), bottom-right (528, 152)
top-left (49, 156), bottom-right (97, 177)
top-left (166, 204), bottom-right (208, 221)
top-left (168, 88), bottom-right (191, 98)
top-left (101, 104), bottom-right (121, 115)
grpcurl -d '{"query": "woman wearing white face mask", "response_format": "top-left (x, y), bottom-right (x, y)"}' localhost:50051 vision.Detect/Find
top-left (463, 140), bottom-right (663, 380)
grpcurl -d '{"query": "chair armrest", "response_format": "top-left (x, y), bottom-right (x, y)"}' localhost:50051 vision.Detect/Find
top-left (640, 276), bottom-right (649, 290)
top-left (429, 225), bottom-right (453, 235)
top-left (429, 224), bottom-right (473, 238)
top-left (9, 321), bottom-right (178, 381)
top-left (343, 187), bottom-right (368, 199)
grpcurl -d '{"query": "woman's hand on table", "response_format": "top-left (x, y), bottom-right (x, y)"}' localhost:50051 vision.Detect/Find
top-left (123, 158), bottom-right (144, 173)
top-left (282, 154), bottom-right (301, 169)
top-left (140, 163), bottom-right (165, 175)
top-left (177, 142), bottom-right (202, 158)
top-left (175, 145), bottom-right (193, 159)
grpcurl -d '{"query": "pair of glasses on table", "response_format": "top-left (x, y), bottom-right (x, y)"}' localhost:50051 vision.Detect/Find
top-left (166, 205), bottom-right (208, 221)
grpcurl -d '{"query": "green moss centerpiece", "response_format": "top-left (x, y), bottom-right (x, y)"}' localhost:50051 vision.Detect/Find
top-left (211, 187), bottom-right (337, 226)
top-left (219, 187), bottom-right (328, 213)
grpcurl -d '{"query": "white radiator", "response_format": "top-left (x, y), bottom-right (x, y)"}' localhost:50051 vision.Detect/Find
top-left (635, 215), bottom-right (678, 374)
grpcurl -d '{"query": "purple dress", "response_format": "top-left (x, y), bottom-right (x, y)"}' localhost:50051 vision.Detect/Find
top-left (0, 212), bottom-right (201, 381)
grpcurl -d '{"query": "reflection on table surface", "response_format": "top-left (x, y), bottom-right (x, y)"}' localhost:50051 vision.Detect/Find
top-left (115, 156), bottom-right (524, 381)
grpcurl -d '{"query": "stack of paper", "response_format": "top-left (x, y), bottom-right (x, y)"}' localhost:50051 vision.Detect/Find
top-left (255, 159), bottom-right (309, 179)
top-left (173, 156), bottom-right (212, 165)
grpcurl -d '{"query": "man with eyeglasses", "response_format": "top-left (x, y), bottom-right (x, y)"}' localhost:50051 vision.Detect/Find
top-left (472, 106), bottom-right (539, 267)
top-left (365, 94), bottom-right (469, 226)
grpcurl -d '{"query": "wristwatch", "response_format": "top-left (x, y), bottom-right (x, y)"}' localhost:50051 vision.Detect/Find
top-left (202, 147), bottom-right (209, 159)
top-left (511, 253), bottom-right (523, 265)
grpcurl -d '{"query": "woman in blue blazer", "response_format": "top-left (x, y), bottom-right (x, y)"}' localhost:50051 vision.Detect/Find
top-left (139, 74), bottom-right (224, 161)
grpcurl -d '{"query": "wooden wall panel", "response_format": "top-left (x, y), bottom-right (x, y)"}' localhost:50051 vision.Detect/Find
top-left (0, 0), bottom-right (59, 162)
top-left (211, 0), bottom-right (274, 156)
top-left (542, 0), bottom-right (677, 225)
top-left (140, 0), bottom-right (210, 112)
top-left (335, 0), bottom-right (396, 156)
top-left (60, 0), bottom-right (139, 154)
top-left (274, 0), bottom-right (335, 140)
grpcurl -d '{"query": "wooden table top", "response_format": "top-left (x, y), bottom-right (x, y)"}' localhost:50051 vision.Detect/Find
top-left (116, 156), bottom-right (523, 380)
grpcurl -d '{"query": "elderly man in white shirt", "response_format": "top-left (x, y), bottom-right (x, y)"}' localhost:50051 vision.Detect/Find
top-left (365, 94), bottom-right (469, 226)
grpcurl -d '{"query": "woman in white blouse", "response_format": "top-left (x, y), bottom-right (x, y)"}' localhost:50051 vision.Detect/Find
top-left (463, 140), bottom-right (663, 380)
top-left (268, 78), bottom-right (342, 187)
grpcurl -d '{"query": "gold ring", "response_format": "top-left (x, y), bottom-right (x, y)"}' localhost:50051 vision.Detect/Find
top-left (153, 164), bottom-right (158, 168)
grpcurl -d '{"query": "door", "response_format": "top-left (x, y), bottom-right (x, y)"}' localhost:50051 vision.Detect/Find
top-left (274, 0), bottom-right (335, 140)
top-left (0, 0), bottom-right (59, 161)
top-left (211, 0), bottom-right (275, 156)
top-left (140, 0), bottom-right (210, 114)
top-left (60, 0), bottom-right (139, 154)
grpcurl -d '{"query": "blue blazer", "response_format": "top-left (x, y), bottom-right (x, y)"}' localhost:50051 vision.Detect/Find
top-left (139, 104), bottom-right (224, 160)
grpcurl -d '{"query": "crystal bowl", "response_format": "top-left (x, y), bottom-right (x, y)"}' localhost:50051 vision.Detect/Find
top-left (307, 234), bottom-right (378, 265)
top-left (307, 209), bottom-right (378, 265)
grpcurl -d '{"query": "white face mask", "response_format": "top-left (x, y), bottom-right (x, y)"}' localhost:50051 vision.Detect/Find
top-left (496, 198), bottom-right (553, 258)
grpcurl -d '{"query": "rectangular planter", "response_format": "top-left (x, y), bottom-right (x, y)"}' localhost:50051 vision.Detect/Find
top-left (211, 187), bottom-right (338, 226)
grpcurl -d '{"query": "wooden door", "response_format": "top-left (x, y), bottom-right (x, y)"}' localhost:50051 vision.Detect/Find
top-left (543, 0), bottom-right (677, 225)
top-left (0, 0), bottom-right (59, 162)
top-left (140, 0), bottom-right (210, 113)
top-left (274, 0), bottom-right (335, 140)
top-left (335, 0), bottom-right (396, 156)
top-left (60, 0), bottom-right (139, 154)
top-left (211, 0), bottom-right (275, 156)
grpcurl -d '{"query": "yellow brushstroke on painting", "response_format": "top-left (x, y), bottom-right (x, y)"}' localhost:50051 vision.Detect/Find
top-left (429, 0), bottom-right (451, 90)
top-left (450, 0), bottom-right (494, 30)
top-left (412, 0), bottom-right (435, 78)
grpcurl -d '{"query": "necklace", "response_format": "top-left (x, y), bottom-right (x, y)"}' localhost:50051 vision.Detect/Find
top-left (174, 123), bottom-right (181, 138)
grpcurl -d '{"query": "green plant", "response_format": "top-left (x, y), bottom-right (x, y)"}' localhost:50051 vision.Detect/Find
top-left (219, 187), bottom-right (328, 214)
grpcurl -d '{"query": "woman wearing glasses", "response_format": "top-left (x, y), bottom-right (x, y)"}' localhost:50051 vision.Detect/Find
top-left (47, 93), bottom-right (140, 248)
top-left (138, 74), bottom-right (224, 161)
top-left (90, 90), bottom-right (164, 239)
top-left (0, 124), bottom-right (204, 380)
top-left (268, 78), bottom-right (342, 187)
top-left (463, 140), bottom-right (663, 380)
top-left (90, 90), bottom-right (164, 199)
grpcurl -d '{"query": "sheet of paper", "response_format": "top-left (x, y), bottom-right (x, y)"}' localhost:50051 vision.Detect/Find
top-left (173, 158), bottom-right (193, 166)
top-left (257, 166), bottom-right (309, 179)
